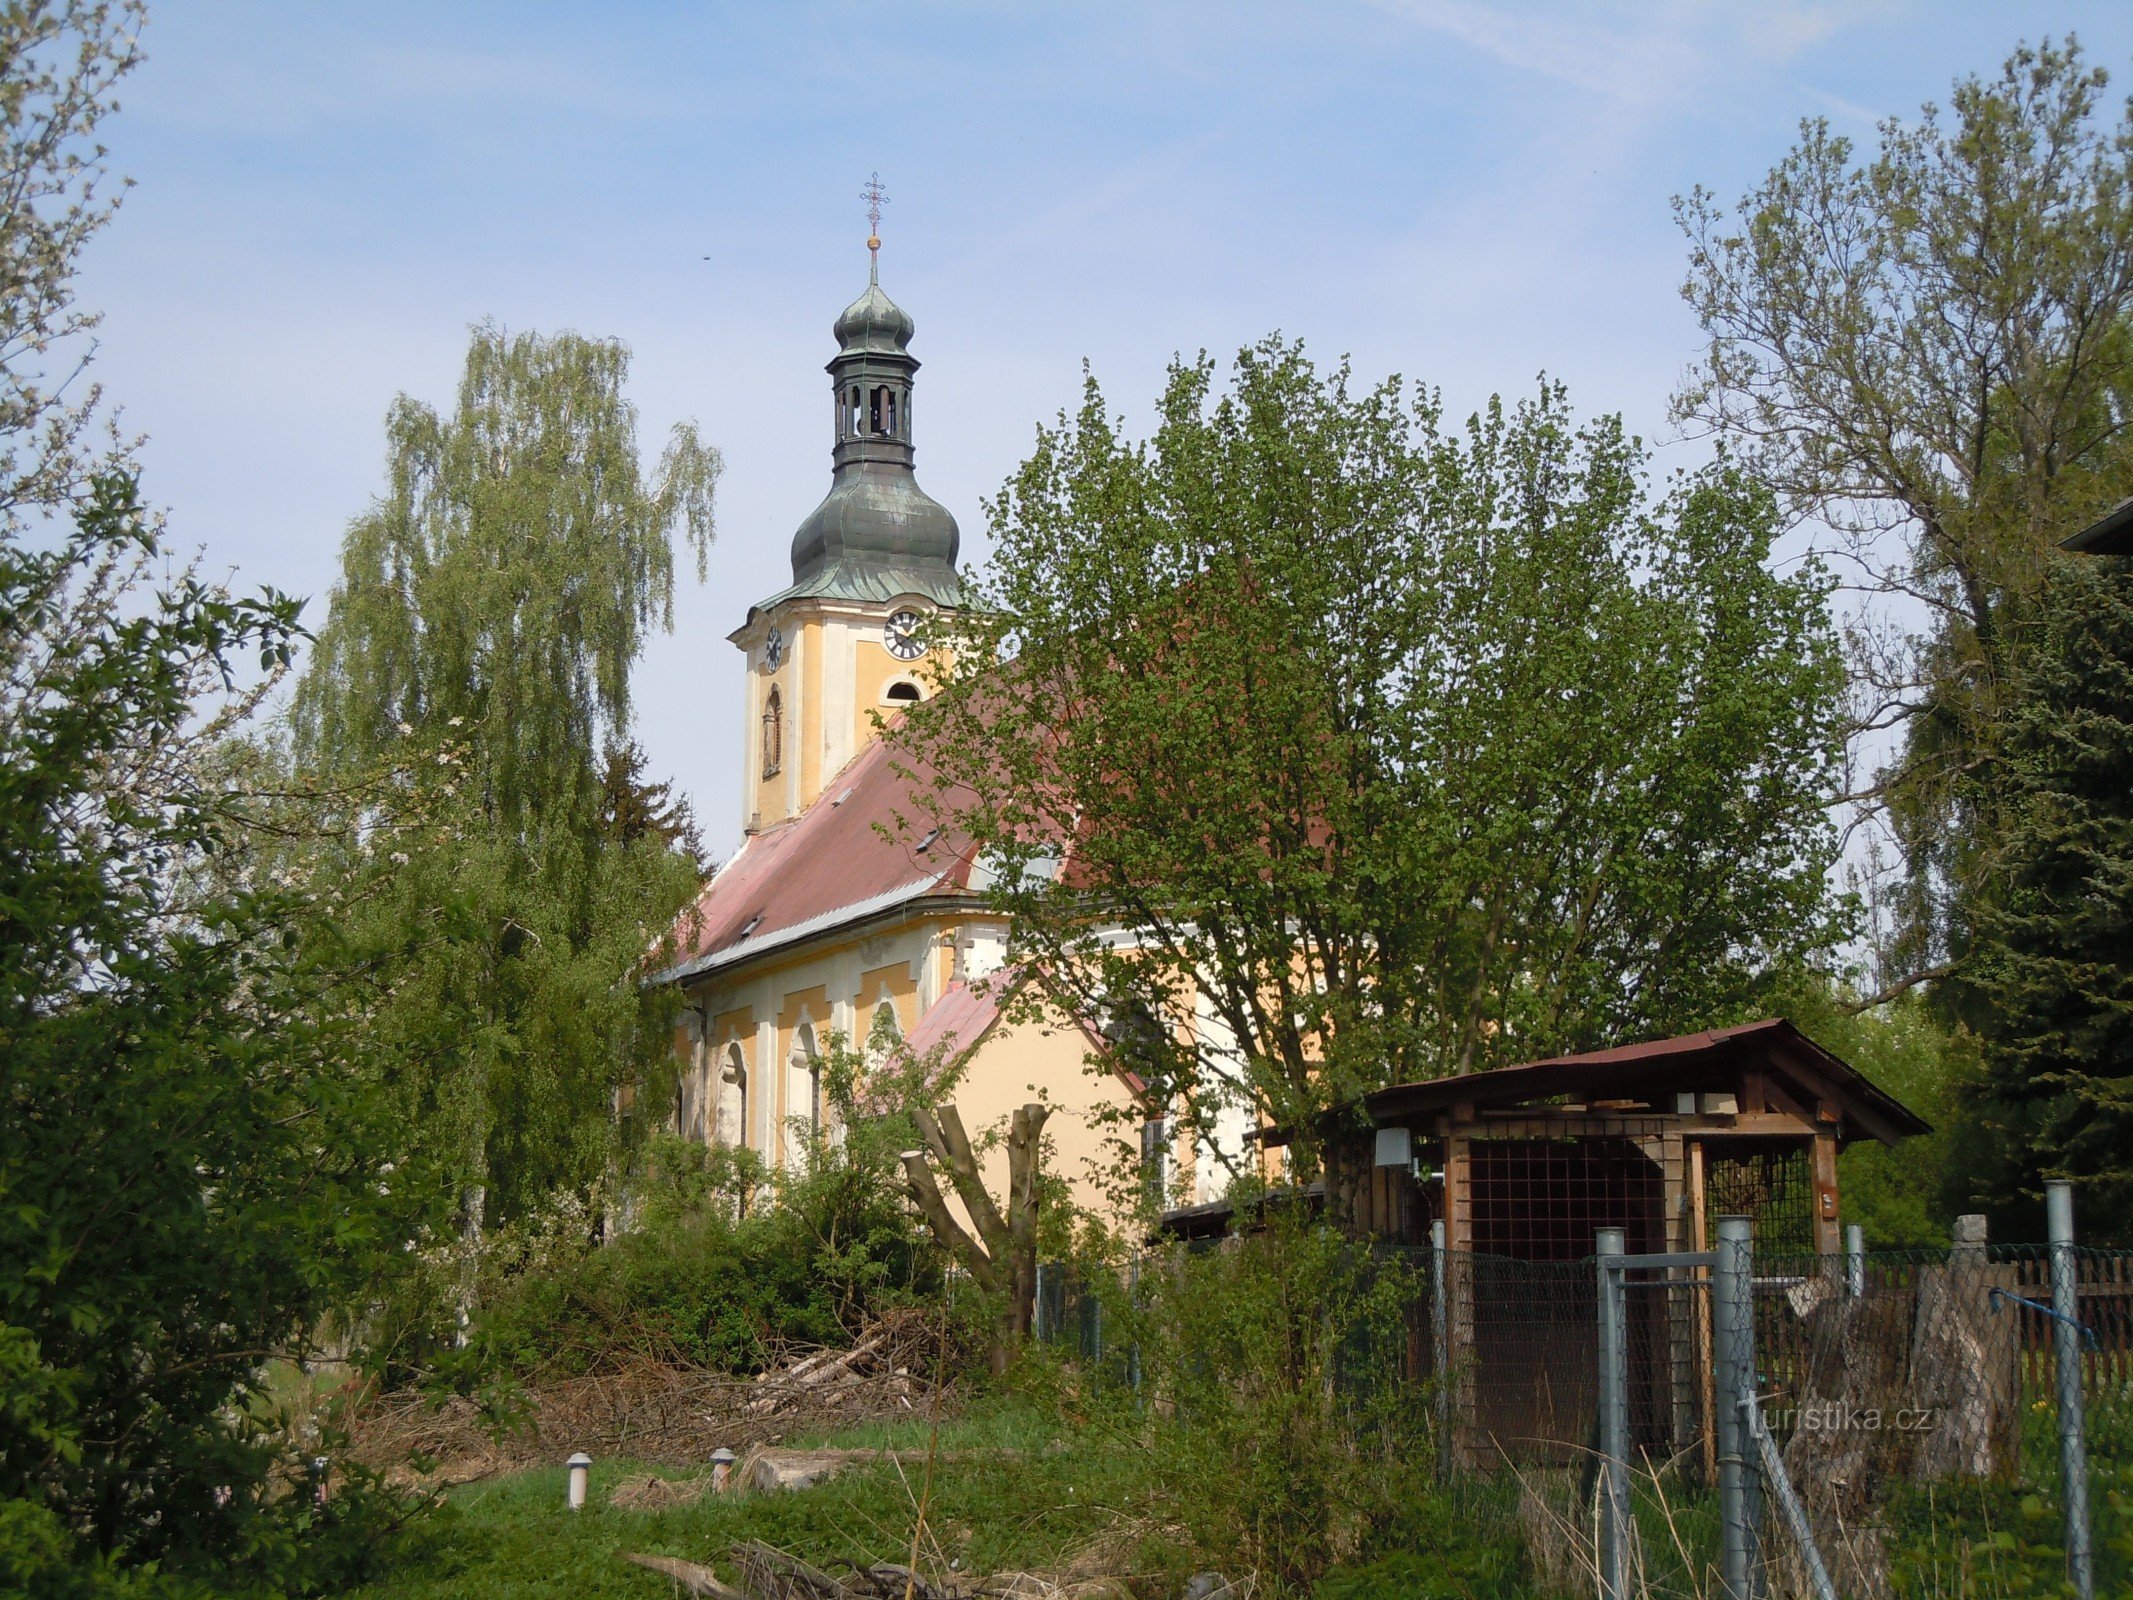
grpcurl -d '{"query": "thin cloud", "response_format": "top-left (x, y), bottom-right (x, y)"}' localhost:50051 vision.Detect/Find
top-left (1362, 0), bottom-right (1710, 104)
top-left (1364, 0), bottom-right (1871, 109)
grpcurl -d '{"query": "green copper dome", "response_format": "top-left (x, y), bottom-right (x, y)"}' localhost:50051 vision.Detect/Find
top-left (832, 281), bottom-right (916, 355)
top-left (758, 262), bottom-right (961, 612)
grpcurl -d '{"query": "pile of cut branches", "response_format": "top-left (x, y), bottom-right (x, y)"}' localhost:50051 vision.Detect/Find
top-left (348, 1307), bottom-right (967, 1476)
top-left (745, 1306), bottom-right (946, 1418)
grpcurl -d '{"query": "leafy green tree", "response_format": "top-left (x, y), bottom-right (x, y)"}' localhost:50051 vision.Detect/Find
top-left (1674, 37), bottom-right (2133, 992)
top-left (1774, 985), bottom-right (1975, 1247)
top-left (894, 340), bottom-right (1848, 1198)
top-left (290, 324), bottom-right (719, 1253)
top-left (1, 474), bottom-right (404, 1591)
top-left (1950, 557), bottom-right (2133, 1239)
top-left (296, 322), bottom-right (718, 846)
top-left (0, 0), bottom-right (143, 535)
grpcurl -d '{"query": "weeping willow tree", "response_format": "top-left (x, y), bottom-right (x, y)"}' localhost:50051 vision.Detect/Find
top-left (293, 322), bottom-right (719, 1254)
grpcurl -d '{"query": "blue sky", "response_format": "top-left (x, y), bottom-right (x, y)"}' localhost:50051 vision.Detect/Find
top-left (76, 2), bottom-right (2133, 848)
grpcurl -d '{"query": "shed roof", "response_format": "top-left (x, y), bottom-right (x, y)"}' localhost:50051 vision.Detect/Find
top-left (1263, 1018), bottom-right (1930, 1149)
top-left (2062, 496), bottom-right (2133, 555)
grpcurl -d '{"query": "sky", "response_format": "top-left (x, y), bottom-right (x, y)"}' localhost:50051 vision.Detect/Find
top-left (74, 1), bottom-right (2133, 850)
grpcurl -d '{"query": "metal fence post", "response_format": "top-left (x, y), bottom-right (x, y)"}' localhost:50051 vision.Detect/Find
top-left (2047, 1181), bottom-right (2095, 1600)
top-left (1845, 1223), bottom-right (1865, 1299)
top-left (1127, 1253), bottom-right (1143, 1396)
top-left (1034, 1261), bottom-right (1051, 1344)
top-left (1596, 1227), bottom-right (1630, 1600)
top-left (1712, 1214), bottom-right (1760, 1599)
top-left (1431, 1219), bottom-right (1451, 1483)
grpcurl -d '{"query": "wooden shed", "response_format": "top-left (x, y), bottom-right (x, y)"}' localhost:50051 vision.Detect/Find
top-left (1257, 1018), bottom-right (1931, 1465)
top-left (1270, 1018), bottom-right (1928, 1260)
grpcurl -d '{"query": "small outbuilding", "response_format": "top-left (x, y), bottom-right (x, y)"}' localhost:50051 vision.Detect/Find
top-left (1251, 1018), bottom-right (1932, 1466)
top-left (1269, 1017), bottom-right (1929, 1263)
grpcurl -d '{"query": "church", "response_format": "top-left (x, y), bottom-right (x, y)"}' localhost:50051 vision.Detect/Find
top-left (646, 242), bottom-right (1161, 1218)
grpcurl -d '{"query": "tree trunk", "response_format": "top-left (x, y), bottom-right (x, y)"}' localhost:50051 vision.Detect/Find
top-left (901, 1101), bottom-right (1048, 1373)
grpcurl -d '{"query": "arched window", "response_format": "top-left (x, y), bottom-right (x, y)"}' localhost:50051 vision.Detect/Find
top-left (761, 687), bottom-right (782, 777)
top-left (866, 998), bottom-right (902, 1067)
top-left (718, 1041), bottom-right (747, 1149)
top-left (869, 384), bottom-right (899, 437)
top-left (883, 679), bottom-right (921, 705)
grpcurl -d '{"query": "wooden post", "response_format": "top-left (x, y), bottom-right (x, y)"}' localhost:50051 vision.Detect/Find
top-left (1811, 1129), bottom-right (1842, 1261)
top-left (1659, 1131), bottom-right (1699, 1462)
top-left (1444, 1131), bottom-right (1476, 1465)
top-left (1689, 1138), bottom-right (1716, 1483)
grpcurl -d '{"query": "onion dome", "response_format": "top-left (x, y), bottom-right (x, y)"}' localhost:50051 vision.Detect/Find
top-left (756, 251), bottom-right (961, 611)
top-left (833, 281), bottom-right (916, 356)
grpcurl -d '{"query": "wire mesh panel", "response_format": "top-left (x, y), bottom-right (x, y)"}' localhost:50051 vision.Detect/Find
top-left (1470, 1137), bottom-right (1667, 1260)
top-left (1623, 1267), bottom-right (1717, 1478)
top-left (1703, 1140), bottom-right (1815, 1257)
top-left (1455, 1251), bottom-right (1597, 1462)
top-left (1031, 1261), bottom-right (1109, 1365)
top-left (1060, 1228), bottom-right (2133, 1596)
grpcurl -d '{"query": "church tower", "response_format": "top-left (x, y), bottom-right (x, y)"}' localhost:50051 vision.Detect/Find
top-left (730, 217), bottom-right (961, 832)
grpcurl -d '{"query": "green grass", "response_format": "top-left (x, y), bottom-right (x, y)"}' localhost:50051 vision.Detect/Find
top-left (342, 1427), bottom-right (1163, 1600)
top-left (780, 1392), bottom-right (1068, 1454)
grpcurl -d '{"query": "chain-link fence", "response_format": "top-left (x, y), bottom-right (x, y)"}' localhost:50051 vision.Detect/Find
top-left (1036, 1193), bottom-right (2131, 1598)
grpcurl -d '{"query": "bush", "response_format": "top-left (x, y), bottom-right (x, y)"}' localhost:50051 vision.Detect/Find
top-left (462, 1130), bottom-right (946, 1381)
top-left (1096, 1213), bottom-right (1478, 1597)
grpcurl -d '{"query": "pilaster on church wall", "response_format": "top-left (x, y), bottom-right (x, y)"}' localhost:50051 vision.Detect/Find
top-left (681, 911), bottom-right (985, 1167)
top-left (822, 617), bottom-right (854, 788)
top-left (797, 614), bottom-right (819, 814)
top-left (740, 648), bottom-right (757, 828)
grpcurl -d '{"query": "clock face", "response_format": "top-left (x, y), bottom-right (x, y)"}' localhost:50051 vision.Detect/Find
top-left (884, 609), bottom-right (926, 662)
top-left (763, 626), bottom-right (785, 672)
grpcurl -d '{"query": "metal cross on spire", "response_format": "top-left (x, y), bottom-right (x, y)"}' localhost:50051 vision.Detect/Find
top-left (861, 172), bottom-right (888, 281)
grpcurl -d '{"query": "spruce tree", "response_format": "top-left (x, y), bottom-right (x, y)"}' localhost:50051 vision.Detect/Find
top-left (1956, 557), bottom-right (2133, 1238)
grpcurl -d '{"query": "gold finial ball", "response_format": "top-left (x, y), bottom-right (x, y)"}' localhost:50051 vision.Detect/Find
top-left (867, 234), bottom-right (881, 251)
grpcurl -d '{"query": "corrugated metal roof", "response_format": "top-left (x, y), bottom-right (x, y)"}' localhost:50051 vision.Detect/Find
top-left (1261, 1018), bottom-right (1930, 1149)
top-left (2063, 495), bottom-right (2133, 554)
top-left (648, 727), bottom-right (977, 988)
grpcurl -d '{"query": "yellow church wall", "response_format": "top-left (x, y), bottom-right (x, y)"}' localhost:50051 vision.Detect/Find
top-left (797, 614), bottom-right (825, 811)
top-left (749, 644), bottom-right (791, 831)
top-left (738, 599), bottom-right (953, 831)
top-left (857, 960), bottom-right (918, 1038)
top-left (1020, 955), bottom-right (1284, 1210)
top-left (708, 1004), bottom-right (755, 1150)
top-left (944, 1011), bottom-right (1141, 1233)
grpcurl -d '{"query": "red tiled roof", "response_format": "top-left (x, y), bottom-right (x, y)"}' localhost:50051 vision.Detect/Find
top-left (651, 727), bottom-right (979, 986)
top-left (902, 976), bottom-right (1008, 1062)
